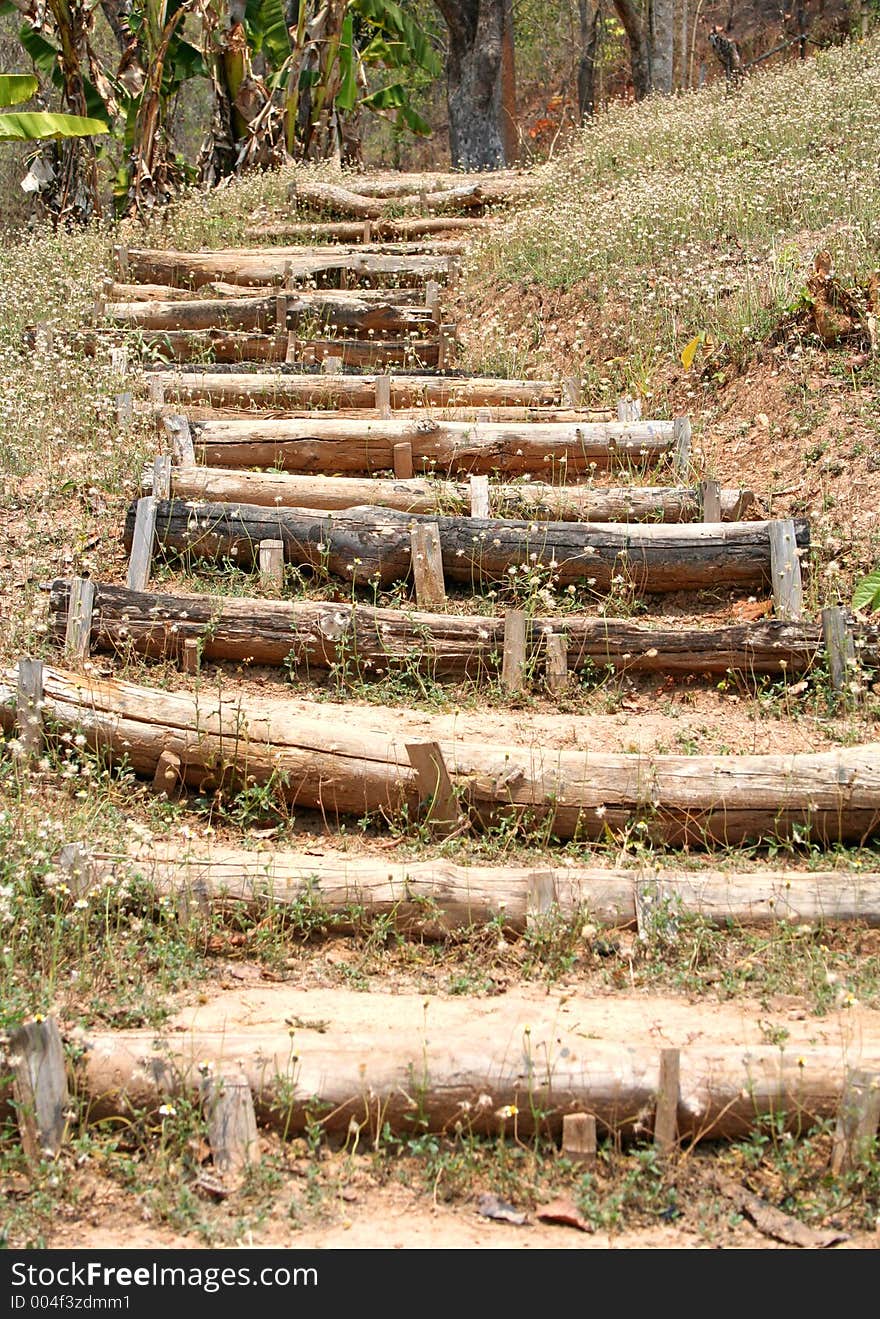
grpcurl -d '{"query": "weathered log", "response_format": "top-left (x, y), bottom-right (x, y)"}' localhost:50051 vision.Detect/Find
top-left (126, 248), bottom-right (454, 290)
top-left (46, 990), bottom-right (880, 1140)
top-left (147, 466), bottom-right (754, 523)
top-left (156, 370), bottom-right (563, 410)
top-left (49, 580), bottom-right (866, 679)
top-left (2, 666), bottom-right (877, 846)
top-left (323, 170), bottom-right (525, 197)
top-left (292, 338), bottom-right (440, 369)
top-left (79, 330), bottom-right (439, 368)
top-left (245, 216), bottom-right (491, 242)
top-left (167, 404), bottom-right (616, 424)
top-left (189, 416), bottom-right (677, 475)
top-left (105, 295), bottom-right (435, 336)
top-left (127, 498), bottom-right (809, 592)
top-left (291, 177), bottom-right (516, 218)
top-left (64, 844), bottom-right (880, 932)
top-left (108, 282), bottom-right (418, 305)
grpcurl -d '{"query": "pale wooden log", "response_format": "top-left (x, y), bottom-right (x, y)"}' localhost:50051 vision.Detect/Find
top-left (133, 499), bottom-right (809, 594)
top-left (5, 666), bottom-right (880, 847)
top-left (287, 337), bottom-right (440, 370)
top-left (52, 581), bottom-right (874, 681)
top-left (106, 294), bottom-right (433, 338)
top-left (109, 282), bottom-right (420, 306)
top-left (152, 749), bottom-right (181, 798)
top-left (245, 216), bottom-right (489, 242)
top-left (375, 374), bottom-right (392, 418)
top-left (8, 1018), bottom-right (69, 1160)
top-left (327, 170), bottom-right (524, 197)
top-left (501, 610), bottom-right (527, 693)
top-left (405, 741), bottom-right (462, 834)
top-left (71, 843), bottom-right (880, 934)
top-left (821, 605), bottom-right (856, 694)
top-left (830, 1069), bottom-right (880, 1174)
top-left (654, 1049), bottom-right (680, 1156)
top-left (116, 391), bottom-right (133, 427)
top-left (126, 248), bottom-right (453, 290)
top-left (673, 416), bottom-right (692, 475)
top-left (156, 370), bottom-right (562, 410)
top-left (770, 518), bottom-right (805, 622)
top-left (161, 466), bottom-right (754, 523)
top-left (392, 441), bottom-right (414, 479)
top-left (700, 478), bottom-right (722, 522)
top-left (469, 474), bottom-right (490, 518)
top-left (15, 658), bottom-right (43, 759)
top-left (181, 638), bottom-right (200, 674)
top-left (545, 634), bottom-right (569, 693)
top-left (152, 454), bottom-right (172, 500)
top-left (126, 496), bottom-right (157, 592)
top-left (163, 414), bottom-right (195, 466)
top-left (201, 1073), bottom-right (260, 1179)
top-left (410, 522), bottom-right (446, 608)
top-left (562, 1113), bottom-right (597, 1166)
top-left (291, 176), bottom-right (517, 219)
top-left (258, 539), bottom-right (284, 592)
top-left (188, 415), bottom-right (677, 475)
top-left (63, 577), bottom-right (95, 661)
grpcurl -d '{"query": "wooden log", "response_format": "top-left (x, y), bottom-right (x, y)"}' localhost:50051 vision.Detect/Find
top-left (188, 416), bottom-right (677, 476)
top-left (63, 577), bottom-right (95, 661)
top-left (562, 1113), bottom-right (597, 1166)
top-left (405, 741), bottom-right (461, 834)
top-left (293, 337), bottom-right (440, 370)
top-left (501, 610), bottom-right (527, 692)
top-left (291, 176), bottom-right (517, 219)
top-left (822, 605), bottom-right (856, 694)
top-left (127, 496), bottom-right (157, 592)
top-left (125, 248), bottom-right (453, 290)
top-left (51, 581), bottom-right (873, 681)
top-left (68, 843), bottom-right (880, 933)
top-left (52, 994), bottom-right (880, 1141)
top-left (770, 518), bottom-right (805, 621)
top-left (105, 294), bottom-right (435, 337)
top-left (108, 281), bottom-right (420, 306)
top-left (326, 170), bottom-right (524, 198)
top-left (545, 634), bottom-right (569, 693)
top-left (410, 522), bottom-right (446, 607)
top-left (7, 1017), bottom-right (69, 1160)
top-left (4, 666), bottom-right (880, 847)
top-left (201, 1073), bottom-right (260, 1179)
top-left (129, 499), bottom-right (810, 594)
top-left (830, 1069), bottom-right (880, 1174)
top-left (159, 466), bottom-right (754, 523)
top-left (15, 657), bottom-right (43, 759)
top-left (157, 370), bottom-right (562, 410)
top-left (246, 217), bottom-right (489, 242)
top-left (258, 538), bottom-right (285, 592)
top-left (654, 1049), bottom-right (680, 1157)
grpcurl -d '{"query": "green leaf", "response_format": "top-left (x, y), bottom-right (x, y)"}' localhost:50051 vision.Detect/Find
top-left (852, 569), bottom-right (880, 613)
top-left (245, 0), bottom-right (291, 70)
top-left (0, 111), bottom-right (109, 141)
top-left (335, 12), bottom-right (358, 112)
top-left (352, 0), bottom-right (441, 76)
top-left (0, 74), bottom-right (39, 108)
top-left (362, 81), bottom-right (409, 110)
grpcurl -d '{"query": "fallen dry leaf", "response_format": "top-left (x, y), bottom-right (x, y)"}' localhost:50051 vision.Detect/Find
top-left (732, 598), bottom-right (772, 621)
top-left (713, 1175), bottom-right (848, 1248)
top-left (536, 1196), bottom-right (595, 1232)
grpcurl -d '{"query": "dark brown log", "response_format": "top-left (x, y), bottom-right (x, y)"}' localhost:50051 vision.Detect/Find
top-left (190, 416), bottom-right (677, 475)
top-left (156, 371), bottom-right (562, 410)
top-left (126, 248), bottom-right (454, 290)
top-left (125, 499), bottom-right (809, 593)
top-left (153, 467), bottom-right (754, 523)
top-left (2, 666), bottom-right (878, 847)
top-left (105, 295), bottom-right (435, 336)
top-left (50, 580), bottom-right (867, 680)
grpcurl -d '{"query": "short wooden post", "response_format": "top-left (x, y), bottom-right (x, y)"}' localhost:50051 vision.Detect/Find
top-left (152, 749), bottom-right (181, 798)
top-left (699, 478), bottom-right (722, 522)
top-left (438, 323), bottom-right (455, 372)
top-left (16, 658), bottom-right (43, 760)
top-left (769, 518), bottom-right (804, 622)
top-left (9, 1017), bottom-right (70, 1161)
top-left (116, 392), bottom-right (133, 428)
top-left (673, 417), bottom-right (692, 475)
top-left (425, 279), bottom-right (441, 323)
top-left (274, 292), bottom-right (287, 335)
top-left (654, 1048), bottom-right (680, 1157)
top-left (831, 1069), bottom-right (880, 1175)
top-left (110, 345), bottom-right (128, 378)
top-left (181, 638), bottom-right (200, 674)
top-left (821, 605), bottom-right (856, 694)
top-left (362, 219), bottom-right (372, 244)
top-left (201, 1073), bottom-right (260, 1180)
top-left (392, 441), bottom-right (414, 479)
top-left (35, 322), bottom-right (53, 354)
top-left (57, 841), bottom-right (93, 899)
top-left (127, 496), bottom-right (157, 592)
top-left (163, 414), bottom-right (195, 466)
top-left (152, 453), bottom-right (172, 500)
top-left (410, 522), bottom-right (446, 609)
top-left (259, 538), bottom-right (285, 592)
top-left (526, 871), bottom-right (557, 926)
top-left (545, 633), bottom-right (569, 693)
top-left (114, 244), bottom-right (129, 280)
top-left (563, 377), bottom-right (581, 408)
top-left (375, 374), bottom-right (392, 418)
top-left (562, 1113), bottom-right (597, 1167)
top-left (617, 396), bottom-right (642, 422)
top-left (501, 610), bottom-right (527, 693)
top-left (322, 354), bottom-right (343, 374)
top-left (63, 577), bottom-right (95, 661)
top-left (405, 740), bottom-right (461, 834)
top-left (285, 332), bottom-right (298, 365)
top-left (469, 474), bottom-right (490, 519)
top-left (147, 377), bottom-right (165, 408)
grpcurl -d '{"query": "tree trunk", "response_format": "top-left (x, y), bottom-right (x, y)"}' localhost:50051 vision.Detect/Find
top-left (577, 0), bottom-right (601, 117)
top-left (436, 0), bottom-right (507, 168)
top-left (611, 0), bottom-right (652, 98)
top-left (500, 0), bottom-right (518, 160)
top-left (649, 0), bottom-right (674, 93)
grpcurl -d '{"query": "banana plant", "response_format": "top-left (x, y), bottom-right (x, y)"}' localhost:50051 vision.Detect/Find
top-left (0, 71), bottom-right (109, 139)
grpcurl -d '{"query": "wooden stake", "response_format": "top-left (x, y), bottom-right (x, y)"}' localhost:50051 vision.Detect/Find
top-left (274, 292), bottom-right (287, 334)
top-left (116, 392), bottom-right (133, 428)
top-left (545, 633), bottom-right (569, 693)
top-left (425, 280), bottom-right (441, 323)
top-left (831, 1068), bottom-right (880, 1175)
top-left (152, 454), bottom-right (172, 500)
top-left (322, 355), bottom-right (343, 374)
top-left (148, 377), bottom-right (165, 407)
top-left (501, 609), bottom-right (527, 693)
top-left (63, 577), bottom-right (95, 661)
top-left (127, 496), bottom-right (157, 592)
top-left (699, 478), bottom-right (722, 523)
top-left (375, 374), bottom-right (392, 418)
top-left (15, 657), bottom-right (43, 759)
top-left (114, 244), bottom-right (129, 280)
top-left (57, 841), bottom-right (93, 899)
top-left (152, 749), bottom-right (181, 797)
top-left (617, 396), bottom-right (642, 422)
top-left (438, 323), bottom-right (455, 372)
top-left (164, 414), bottom-right (196, 466)
top-left (9, 1017), bottom-right (69, 1161)
top-left (110, 345), bottom-right (128, 378)
top-left (181, 638), bottom-right (200, 674)
top-left (405, 740), bottom-right (460, 833)
top-left (410, 522), bottom-right (446, 609)
top-left (821, 605), bottom-right (856, 694)
top-left (562, 1112), bottom-right (597, 1167)
top-left (769, 518), bottom-right (804, 622)
top-left (392, 441), bottom-right (414, 479)
top-left (469, 474), bottom-right (490, 518)
top-left (526, 871), bottom-right (557, 926)
top-left (201, 1072), bottom-right (260, 1179)
top-left (362, 220), bottom-right (372, 244)
top-left (259, 538), bottom-right (285, 592)
top-left (285, 332), bottom-right (298, 365)
top-left (654, 1048), bottom-right (680, 1157)
top-left (563, 377), bottom-right (582, 408)
top-left (673, 417), bottom-right (692, 476)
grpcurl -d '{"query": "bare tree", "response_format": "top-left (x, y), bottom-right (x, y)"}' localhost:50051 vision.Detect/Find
top-left (577, 0), bottom-right (601, 118)
top-left (649, 0), bottom-right (674, 92)
top-left (434, 0), bottom-right (507, 168)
